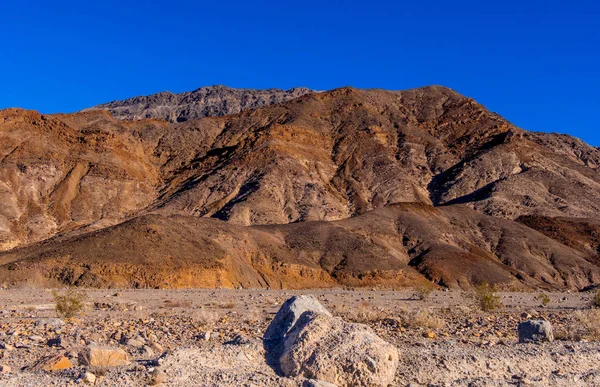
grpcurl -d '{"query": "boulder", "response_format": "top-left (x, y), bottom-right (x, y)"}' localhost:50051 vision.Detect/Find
top-left (280, 312), bottom-right (398, 387)
top-left (0, 364), bottom-right (11, 374)
top-left (518, 320), bottom-right (554, 343)
top-left (79, 346), bottom-right (130, 367)
top-left (264, 295), bottom-right (331, 341)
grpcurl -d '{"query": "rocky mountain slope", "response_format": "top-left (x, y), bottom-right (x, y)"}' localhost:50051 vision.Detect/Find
top-left (86, 86), bottom-right (313, 122)
top-left (1, 85), bottom-right (599, 290)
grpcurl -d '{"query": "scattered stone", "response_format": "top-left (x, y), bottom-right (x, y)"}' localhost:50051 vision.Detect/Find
top-left (126, 338), bottom-right (145, 348)
top-left (79, 346), bottom-right (130, 367)
top-left (198, 331), bottom-right (211, 342)
top-left (81, 371), bottom-right (97, 384)
top-left (35, 318), bottom-right (65, 328)
top-left (47, 337), bottom-right (63, 347)
top-left (150, 369), bottom-right (167, 385)
top-left (423, 331), bottom-right (437, 339)
top-left (28, 354), bottom-right (73, 371)
top-left (0, 342), bottom-right (14, 351)
top-left (518, 320), bottom-right (554, 343)
top-left (225, 333), bottom-right (254, 345)
top-left (303, 379), bottom-right (338, 387)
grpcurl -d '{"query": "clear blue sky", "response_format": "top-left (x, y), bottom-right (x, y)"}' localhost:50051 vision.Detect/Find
top-left (1, 0), bottom-right (598, 144)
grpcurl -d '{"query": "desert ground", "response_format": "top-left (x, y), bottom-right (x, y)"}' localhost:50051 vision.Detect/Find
top-left (1, 288), bottom-right (600, 386)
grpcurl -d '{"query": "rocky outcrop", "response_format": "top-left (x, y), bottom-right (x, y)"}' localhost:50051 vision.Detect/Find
top-left (86, 85), bottom-right (314, 122)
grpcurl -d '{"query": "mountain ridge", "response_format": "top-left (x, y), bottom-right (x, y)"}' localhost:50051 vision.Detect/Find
top-left (1, 85), bottom-right (599, 290)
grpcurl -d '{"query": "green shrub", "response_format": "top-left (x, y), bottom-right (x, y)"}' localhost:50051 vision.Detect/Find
top-left (535, 292), bottom-right (551, 306)
top-left (53, 288), bottom-right (87, 319)
top-left (474, 282), bottom-right (502, 311)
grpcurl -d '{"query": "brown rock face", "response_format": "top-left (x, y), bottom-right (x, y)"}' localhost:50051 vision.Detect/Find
top-left (1, 85), bottom-right (600, 289)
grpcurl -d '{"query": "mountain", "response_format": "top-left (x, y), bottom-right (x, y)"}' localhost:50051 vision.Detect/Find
top-left (1, 85), bottom-right (599, 290)
top-left (86, 85), bottom-right (314, 122)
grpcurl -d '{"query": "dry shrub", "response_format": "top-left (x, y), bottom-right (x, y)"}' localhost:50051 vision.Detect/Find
top-left (473, 282), bottom-right (502, 311)
top-left (332, 302), bottom-right (390, 323)
top-left (192, 309), bottom-right (219, 327)
top-left (53, 288), bottom-right (87, 319)
top-left (413, 283), bottom-right (435, 300)
top-left (242, 308), bottom-right (262, 324)
top-left (219, 301), bottom-right (236, 309)
top-left (163, 299), bottom-right (192, 309)
top-left (407, 309), bottom-right (445, 329)
top-left (554, 310), bottom-right (600, 341)
top-left (575, 310), bottom-right (600, 340)
top-left (593, 290), bottom-right (600, 308)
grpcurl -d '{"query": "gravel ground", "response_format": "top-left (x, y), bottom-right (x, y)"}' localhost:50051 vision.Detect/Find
top-left (0, 288), bottom-right (599, 386)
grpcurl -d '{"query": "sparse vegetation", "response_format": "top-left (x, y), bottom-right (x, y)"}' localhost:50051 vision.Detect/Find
top-left (593, 290), bottom-right (600, 308)
top-left (473, 282), bottom-right (502, 311)
top-left (53, 288), bottom-right (87, 319)
top-left (409, 309), bottom-right (444, 329)
top-left (535, 292), bottom-right (551, 306)
top-left (413, 283), bottom-right (435, 300)
top-left (332, 301), bottom-right (389, 323)
top-left (556, 310), bottom-right (600, 341)
top-left (163, 299), bottom-right (193, 309)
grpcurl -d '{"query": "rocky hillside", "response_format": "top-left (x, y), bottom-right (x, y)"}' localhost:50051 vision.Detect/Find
top-left (86, 86), bottom-right (313, 122)
top-left (1, 85), bottom-right (599, 290)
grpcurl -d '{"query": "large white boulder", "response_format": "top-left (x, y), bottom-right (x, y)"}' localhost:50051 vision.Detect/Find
top-left (279, 312), bottom-right (399, 387)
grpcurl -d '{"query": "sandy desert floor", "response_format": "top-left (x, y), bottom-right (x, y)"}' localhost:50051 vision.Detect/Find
top-left (1, 288), bottom-right (600, 386)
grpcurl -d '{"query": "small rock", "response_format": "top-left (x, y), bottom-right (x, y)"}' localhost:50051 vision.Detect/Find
top-left (0, 364), bottom-right (11, 374)
top-left (518, 320), bottom-right (554, 343)
top-left (47, 337), bottom-right (63, 347)
top-left (199, 331), bottom-right (211, 342)
top-left (225, 333), bottom-right (253, 345)
top-left (126, 338), bottom-right (145, 348)
top-left (150, 369), bottom-right (167, 385)
top-left (0, 342), bottom-right (14, 351)
top-left (35, 318), bottom-right (65, 328)
top-left (303, 380), bottom-right (338, 387)
top-left (28, 355), bottom-right (73, 371)
top-left (423, 331), bottom-right (437, 339)
top-left (81, 371), bottom-right (97, 384)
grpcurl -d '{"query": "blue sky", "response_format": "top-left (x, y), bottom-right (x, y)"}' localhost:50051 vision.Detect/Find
top-left (1, 0), bottom-right (598, 144)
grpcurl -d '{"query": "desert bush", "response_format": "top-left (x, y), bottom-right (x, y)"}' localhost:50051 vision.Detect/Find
top-left (556, 310), bottom-right (600, 341)
top-left (242, 308), bottom-right (262, 324)
top-left (408, 309), bottom-right (444, 329)
top-left (163, 299), bottom-right (192, 309)
top-left (192, 309), bottom-right (219, 327)
top-left (535, 292), bottom-right (551, 306)
top-left (53, 288), bottom-right (87, 319)
top-left (473, 282), bottom-right (502, 311)
top-left (332, 302), bottom-right (390, 323)
top-left (219, 301), bottom-right (236, 309)
top-left (413, 283), bottom-right (435, 300)
top-left (593, 290), bottom-right (600, 308)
